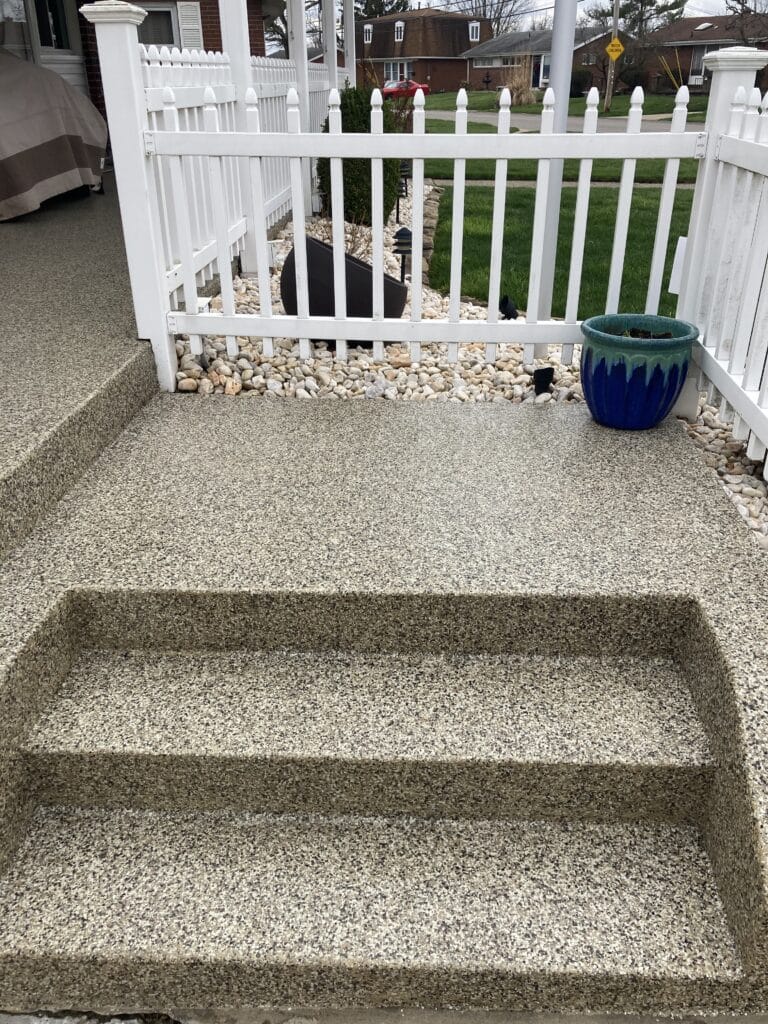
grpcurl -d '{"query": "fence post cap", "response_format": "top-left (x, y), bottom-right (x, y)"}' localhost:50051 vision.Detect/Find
top-left (703, 45), bottom-right (768, 72)
top-left (80, 0), bottom-right (147, 24)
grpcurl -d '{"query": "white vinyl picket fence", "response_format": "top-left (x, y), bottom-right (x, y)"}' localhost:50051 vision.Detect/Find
top-left (135, 39), bottom-right (343, 308)
top-left (154, 83), bottom-right (702, 362)
top-left (678, 72), bottom-right (768, 464)
top-left (80, 2), bottom-right (768, 464)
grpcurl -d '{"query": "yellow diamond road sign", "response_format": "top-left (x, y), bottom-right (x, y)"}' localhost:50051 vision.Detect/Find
top-left (605, 37), bottom-right (624, 61)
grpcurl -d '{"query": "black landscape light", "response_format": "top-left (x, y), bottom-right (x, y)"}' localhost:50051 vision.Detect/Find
top-left (393, 226), bottom-right (413, 284)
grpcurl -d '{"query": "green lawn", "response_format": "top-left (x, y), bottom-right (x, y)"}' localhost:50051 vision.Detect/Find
top-left (424, 91), bottom-right (709, 119)
top-left (423, 118), bottom-right (698, 184)
top-left (428, 185), bottom-right (693, 319)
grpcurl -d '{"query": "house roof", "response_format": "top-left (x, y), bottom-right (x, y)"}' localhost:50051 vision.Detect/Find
top-left (461, 24), bottom-right (609, 59)
top-left (357, 7), bottom-right (492, 60)
top-left (645, 14), bottom-right (768, 45)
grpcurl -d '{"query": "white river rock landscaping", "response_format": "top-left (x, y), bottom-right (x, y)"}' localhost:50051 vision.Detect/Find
top-left (174, 191), bottom-right (768, 550)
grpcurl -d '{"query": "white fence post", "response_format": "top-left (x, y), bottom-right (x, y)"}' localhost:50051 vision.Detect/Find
top-left (677, 47), bottom-right (768, 326)
top-left (218, 0), bottom-right (259, 273)
top-left (80, 0), bottom-right (177, 392)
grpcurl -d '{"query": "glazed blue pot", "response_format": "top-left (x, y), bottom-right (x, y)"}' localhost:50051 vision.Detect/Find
top-left (580, 313), bottom-right (698, 430)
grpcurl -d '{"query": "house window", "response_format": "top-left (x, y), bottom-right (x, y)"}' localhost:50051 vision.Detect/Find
top-left (469, 20), bottom-right (480, 42)
top-left (501, 56), bottom-right (522, 66)
top-left (473, 57), bottom-right (492, 67)
top-left (580, 51), bottom-right (596, 65)
top-left (394, 20), bottom-right (404, 42)
top-left (384, 60), bottom-right (413, 79)
top-left (138, 3), bottom-right (179, 46)
top-left (363, 23), bottom-right (372, 44)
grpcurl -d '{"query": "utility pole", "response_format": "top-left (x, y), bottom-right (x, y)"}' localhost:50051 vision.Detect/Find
top-left (536, 0), bottom-right (578, 323)
top-left (604, 0), bottom-right (620, 112)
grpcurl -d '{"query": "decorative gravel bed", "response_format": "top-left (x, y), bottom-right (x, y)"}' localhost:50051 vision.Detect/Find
top-left (174, 188), bottom-right (768, 550)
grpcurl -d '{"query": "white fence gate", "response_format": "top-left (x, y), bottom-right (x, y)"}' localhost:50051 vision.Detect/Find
top-left (80, 2), bottom-right (768, 464)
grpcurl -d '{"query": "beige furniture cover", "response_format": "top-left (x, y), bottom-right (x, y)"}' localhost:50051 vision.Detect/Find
top-left (0, 48), bottom-right (107, 220)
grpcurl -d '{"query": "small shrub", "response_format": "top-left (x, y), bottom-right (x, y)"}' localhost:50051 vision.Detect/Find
top-left (504, 62), bottom-right (537, 106)
top-left (620, 68), bottom-right (647, 91)
top-left (316, 85), bottom-right (402, 228)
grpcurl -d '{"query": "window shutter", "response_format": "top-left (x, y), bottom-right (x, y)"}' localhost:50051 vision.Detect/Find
top-left (177, 1), bottom-right (204, 50)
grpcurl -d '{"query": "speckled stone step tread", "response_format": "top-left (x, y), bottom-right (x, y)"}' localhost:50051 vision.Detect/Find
top-left (22, 648), bottom-right (712, 819)
top-left (0, 807), bottom-right (743, 1010)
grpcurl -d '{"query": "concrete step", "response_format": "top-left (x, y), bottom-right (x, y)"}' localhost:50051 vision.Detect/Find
top-left (23, 647), bottom-right (712, 821)
top-left (0, 806), bottom-right (743, 1012)
top-left (0, 344), bottom-right (156, 560)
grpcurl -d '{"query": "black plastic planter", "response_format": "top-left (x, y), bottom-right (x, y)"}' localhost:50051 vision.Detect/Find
top-left (280, 237), bottom-right (408, 344)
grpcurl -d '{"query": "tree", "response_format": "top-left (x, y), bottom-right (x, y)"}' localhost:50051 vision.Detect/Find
top-left (723, 0), bottom-right (768, 43)
top-left (354, 0), bottom-right (409, 17)
top-left (450, 0), bottom-right (529, 36)
top-left (264, 0), bottom-right (321, 56)
top-left (584, 0), bottom-right (684, 40)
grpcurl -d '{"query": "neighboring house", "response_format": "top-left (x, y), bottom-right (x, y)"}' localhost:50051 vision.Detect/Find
top-left (356, 7), bottom-right (492, 93)
top-left (462, 25), bottom-right (632, 93)
top-left (0, 0), bottom-right (265, 115)
top-left (645, 15), bottom-right (768, 90)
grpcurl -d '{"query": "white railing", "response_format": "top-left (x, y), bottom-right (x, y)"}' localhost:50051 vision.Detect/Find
top-left (249, 55), bottom-right (342, 226)
top-left (140, 44), bottom-right (246, 301)
top-left (79, 0), bottom-right (768, 457)
top-left (156, 85), bottom-right (700, 365)
top-left (677, 50), bottom-right (768, 465)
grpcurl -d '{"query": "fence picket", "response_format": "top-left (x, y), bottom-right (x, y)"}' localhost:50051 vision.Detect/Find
top-left (524, 87), bottom-right (555, 364)
top-left (370, 89), bottom-right (385, 362)
top-left (203, 88), bottom-right (237, 359)
top-left (605, 86), bottom-right (643, 314)
top-left (287, 87), bottom-right (311, 359)
top-left (645, 85), bottom-right (688, 315)
top-left (410, 89), bottom-right (426, 365)
top-left (328, 88), bottom-right (348, 361)
top-left (698, 87), bottom-right (747, 336)
top-left (563, 86), bottom-right (599, 365)
top-left (715, 87), bottom-right (762, 360)
top-left (163, 89), bottom-right (202, 355)
top-left (245, 88), bottom-right (274, 357)
top-left (448, 88), bottom-right (468, 364)
top-left (485, 86), bottom-right (511, 366)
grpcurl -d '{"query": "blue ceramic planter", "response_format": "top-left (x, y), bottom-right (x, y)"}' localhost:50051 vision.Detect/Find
top-left (580, 314), bottom-right (698, 430)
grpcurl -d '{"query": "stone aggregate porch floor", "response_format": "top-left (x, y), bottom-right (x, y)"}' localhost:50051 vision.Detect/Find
top-left (2, 397), bottom-right (768, 1013)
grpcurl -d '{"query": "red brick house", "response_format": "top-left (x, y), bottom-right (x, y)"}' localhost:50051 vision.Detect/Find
top-left (356, 7), bottom-right (492, 93)
top-left (644, 15), bottom-right (768, 91)
top-left (0, 0), bottom-right (265, 115)
top-left (462, 25), bottom-right (633, 93)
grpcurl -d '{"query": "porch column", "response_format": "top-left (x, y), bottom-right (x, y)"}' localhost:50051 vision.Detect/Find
top-left (342, 0), bottom-right (355, 87)
top-left (322, 0), bottom-right (337, 84)
top-left (677, 46), bottom-right (768, 325)
top-left (219, 0), bottom-right (260, 272)
top-left (537, 0), bottom-right (578, 323)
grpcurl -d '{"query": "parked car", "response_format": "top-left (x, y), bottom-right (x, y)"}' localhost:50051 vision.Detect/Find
top-left (382, 78), bottom-right (431, 99)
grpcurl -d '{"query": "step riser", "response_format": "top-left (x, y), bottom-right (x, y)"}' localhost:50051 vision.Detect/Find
top-left (27, 752), bottom-right (713, 824)
top-left (0, 958), bottom-right (745, 1014)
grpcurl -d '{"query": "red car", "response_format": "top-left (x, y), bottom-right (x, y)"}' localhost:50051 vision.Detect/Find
top-left (382, 78), bottom-right (431, 99)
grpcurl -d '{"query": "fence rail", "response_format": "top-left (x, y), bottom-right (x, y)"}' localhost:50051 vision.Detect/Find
top-left (79, 2), bottom-right (768, 468)
top-left (157, 84), bottom-right (697, 369)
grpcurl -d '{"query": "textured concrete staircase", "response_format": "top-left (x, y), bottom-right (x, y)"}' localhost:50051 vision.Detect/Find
top-left (0, 590), bottom-right (754, 1014)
